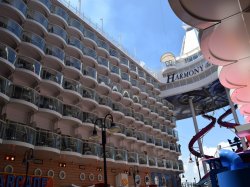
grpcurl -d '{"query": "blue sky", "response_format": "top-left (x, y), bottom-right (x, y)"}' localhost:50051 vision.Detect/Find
top-left (67, 0), bottom-right (246, 183)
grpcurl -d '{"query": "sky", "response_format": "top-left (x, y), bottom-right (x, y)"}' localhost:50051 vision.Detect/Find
top-left (66, 0), bottom-right (247, 183)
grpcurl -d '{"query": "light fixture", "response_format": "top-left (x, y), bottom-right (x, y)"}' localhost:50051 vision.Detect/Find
top-left (188, 156), bottom-right (194, 163)
top-left (59, 163), bottom-right (66, 167)
top-left (5, 155), bottom-right (15, 161)
top-left (96, 167), bottom-right (102, 172)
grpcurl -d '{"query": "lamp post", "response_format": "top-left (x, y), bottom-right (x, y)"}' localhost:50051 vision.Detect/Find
top-left (23, 148), bottom-right (34, 186)
top-left (90, 114), bottom-right (120, 187)
top-left (128, 166), bottom-right (139, 187)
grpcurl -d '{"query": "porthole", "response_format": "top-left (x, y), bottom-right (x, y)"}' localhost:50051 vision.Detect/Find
top-left (80, 172), bottom-right (85, 181)
top-left (89, 173), bottom-right (94, 181)
top-left (97, 174), bottom-right (102, 181)
top-left (47, 169), bottom-right (54, 178)
top-left (4, 165), bottom-right (13, 173)
top-left (34, 168), bottom-right (42, 176)
top-left (59, 170), bottom-right (66, 180)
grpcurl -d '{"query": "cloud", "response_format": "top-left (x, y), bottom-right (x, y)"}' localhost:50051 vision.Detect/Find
top-left (203, 141), bottom-right (232, 158)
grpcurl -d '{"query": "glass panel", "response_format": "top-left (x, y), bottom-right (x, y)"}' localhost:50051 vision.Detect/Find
top-left (0, 0), bottom-right (27, 15)
top-left (0, 120), bottom-right (6, 139)
top-left (120, 57), bottom-right (129, 66)
top-left (83, 47), bottom-right (97, 59)
top-left (144, 118), bottom-right (152, 126)
top-left (68, 36), bottom-right (83, 50)
top-left (121, 72), bottom-right (130, 81)
top-left (146, 134), bottom-right (155, 144)
top-left (9, 84), bottom-right (37, 104)
top-left (82, 66), bottom-right (97, 79)
top-left (138, 153), bottom-right (147, 165)
top-left (97, 56), bottom-right (109, 68)
top-left (82, 112), bottom-right (97, 123)
top-left (48, 24), bottom-right (67, 42)
top-left (125, 128), bottom-right (136, 138)
top-left (0, 43), bottom-right (16, 64)
top-left (123, 107), bottom-right (133, 117)
top-left (3, 121), bottom-right (36, 145)
top-left (163, 141), bottom-right (169, 149)
top-left (129, 63), bottom-right (137, 72)
top-left (109, 48), bottom-right (120, 58)
top-left (27, 10), bottom-right (48, 29)
top-left (100, 146), bottom-right (114, 159)
top-left (114, 148), bottom-right (127, 161)
top-left (45, 44), bottom-right (65, 61)
top-left (38, 95), bottom-right (62, 114)
top-left (138, 69), bottom-right (145, 78)
top-left (96, 95), bottom-right (112, 107)
top-left (84, 29), bottom-right (97, 43)
top-left (152, 122), bottom-right (160, 129)
top-left (52, 6), bottom-right (69, 22)
top-left (22, 31), bottom-right (45, 51)
top-left (41, 67), bottom-right (62, 85)
top-left (38, 0), bottom-right (52, 10)
top-left (65, 56), bottom-right (82, 71)
top-left (61, 136), bottom-right (83, 153)
top-left (166, 160), bottom-right (173, 169)
top-left (0, 16), bottom-right (22, 38)
top-left (148, 156), bottom-right (156, 166)
top-left (36, 129), bottom-right (61, 149)
top-left (81, 87), bottom-right (96, 100)
top-left (109, 64), bottom-right (120, 75)
top-left (130, 78), bottom-right (137, 87)
top-left (97, 39), bottom-right (109, 51)
top-left (83, 141), bottom-right (100, 156)
top-left (136, 131), bottom-right (145, 141)
top-left (63, 104), bottom-right (82, 120)
top-left (155, 138), bottom-right (163, 146)
top-left (68, 18), bottom-right (84, 33)
top-left (134, 113), bottom-right (143, 122)
top-left (97, 74), bottom-right (110, 87)
top-left (127, 152), bottom-right (138, 163)
top-left (157, 159), bottom-right (165, 167)
top-left (62, 78), bottom-right (81, 93)
top-left (0, 76), bottom-right (10, 95)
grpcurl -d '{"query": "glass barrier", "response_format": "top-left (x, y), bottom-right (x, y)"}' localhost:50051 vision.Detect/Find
top-left (68, 18), bottom-right (84, 33)
top-left (0, 16), bottom-right (22, 38)
top-left (157, 158), bottom-right (165, 167)
top-left (38, 95), bottom-right (62, 114)
top-left (84, 29), bottom-right (97, 43)
top-left (146, 134), bottom-right (155, 144)
top-left (68, 36), bottom-right (83, 50)
top-left (38, 0), bottom-right (52, 10)
top-left (163, 141), bottom-right (169, 149)
top-left (82, 112), bottom-right (97, 124)
top-left (123, 107), bottom-right (133, 117)
top-left (40, 67), bottom-right (63, 85)
top-left (0, 76), bottom-right (10, 95)
top-left (148, 156), bottom-right (156, 166)
top-left (0, 0), bottom-right (27, 16)
top-left (138, 69), bottom-right (145, 79)
top-left (22, 31), bottom-right (45, 51)
top-left (109, 64), bottom-right (120, 75)
top-left (62, 78), bottom-right (81, 93)
top-left (48, 24), bottom-right (67, 42)
top-left (3, 121), bottom-right (36, 145)
top-left (36, 129), bottom-right (61, 149)
top-left (0, 43), bottom-right (16, 64)
top-left (130, 78), bottom-right (138, 87)
top-left (82, 66), bottom-right (97, 80)
top-left (27, 10), bottom-right (48, 29)
top-left (166, 160), bottom-right (173, 169)
top-left (61, 135), bottom-right (83, 153)
top-left (114, 148), bottom-right (127, 161)
top-left (127, 152), bottom-right (138, 163)
top-left (120, 57), bottom-right (129, 67)
top-left (65, 56), bottom-right (82, 71)
top-left (83, 46), bottom-right (97, 59)
top-left (9, 84), bottom-right (37, 104)
top-left (100, 145), bottom-right (114, 159)
top-left (136, 131), bottom-right (146, 141)
top-left (81, 87), bottom-right (96, 100)
top-left (51, 6), bottom-right (69, 22)
top-left (152, 122), bottom-right (160, 130)
top-left (97, 74), bottom-right (110, 87)
top-left (109, 48), bottom-right (120, 59)
top-left (63, 104), bottom-right (82, 121)
top-left (144, 118), bottom-right (152, 127)
top-left (45, 44), bottom-right (65, 61)
top-left (97, 56), bottom-right (109, 68)
top-left (138, 153), bottom-right (148, 165)
top-left (155, 138), bottom-right (163, 147)
top-left (121, 72), bottom-right (130, 82)
top-left (82, 141), bottom-right (100, 156)
top-left (134, 112), bottom-right (143, 122)
top-left (129, 63), bottom-right (137, 73)
top-left (97, 39), bottom-right (109, 51)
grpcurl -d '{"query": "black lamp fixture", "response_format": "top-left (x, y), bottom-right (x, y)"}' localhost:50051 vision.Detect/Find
top-left (128, 166), bottom-right (139, 187)
top-left (89, 114), bottom-right (120, 187)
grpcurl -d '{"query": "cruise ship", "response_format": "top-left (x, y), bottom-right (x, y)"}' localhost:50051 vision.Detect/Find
top-left (0, 0), bottom-right (183, 186)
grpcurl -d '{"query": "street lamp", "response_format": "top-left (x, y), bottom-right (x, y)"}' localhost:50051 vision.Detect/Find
top-left (128, 166), bottom-right (139, 187)
top-left (23, 148), bottom-right (34, 186)
top-left (90, 114), bottom-right (120, 187)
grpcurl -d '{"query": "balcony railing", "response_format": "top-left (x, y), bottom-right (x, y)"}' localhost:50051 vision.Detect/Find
top-left (63, 104), bottom-right (82, 121)
top-left (138, 154), bottom-right (147, 165)
top-left (121, 72), bottom-right (130, 82)
top-left (65, 56), bottom-right (82, 71)
top-left (155, 138), bottom-right (163, 147)
top-left (38, 0), bottom-right (52, 10)
top-left (68, 18), bottom-right (84, 33)
top-left (0, 43), bottom-right (17, 64)
top-left (166, 160), bottom-right (173, 169)
top-left (9, 84), bottom-right (37, 105)
top-left (3, 121), bottom-right (36, 145)
top-left (68, 36), bottom-right (83, 50)
top-left (152, 122), bottom-right (160, 130)
top-left (138, 69), bottom-right (145, 79)
top-left (38, 95), bottom-right (62, 114)
top-left (96, 94), bottom-right (112, 107)
top-left (109, 64), bottom-right (120, 75)
top-left (134, 112), bottom-right (144, 122)
top-left (97, 74), bottom-right (110, 87)
top-left (0, 76), bottom-right (10, 95)
top-left (84, 29), bottom-right (97, 43)
top-left (40, 67), bottom-right (63, 85)
top-left (22, 31), bottom-right (46, 51)
top-left (82, 112), bottom-right (97, 124)
top-left (36, 129), bottom-right (61, 149)
top-left (157, 159), bottom-right (165, 168)
top-left (123, 107), bottom-right (134, 117)
top-left (51, 6), bottom-right (69, 22)
top-left (48, 24), bottom-right (67, 42)
top-left (130, 78), bottom-right (138, 87)
top-left (136, 131), bottom-right (146, 141)
top-left (97, 39), bottom-right (109, 51)
top-left (0, 0), bottom-right (27, 16)
top-left (127, 152), bottom-right (138, 163)
top-left (45, 44), bottom-right (65, 61)
top-left (101, 146), bottom-right (114, 159)
top-left (129, 63), bottom-right (137, 73)
top-left (27, 10), bottom-right (48, 29)
top-left (109, 48), bottom-right (120, 59)
top-left (148, 156), bottom-right (156, 166)
top-left (97, 56), bottom-right (109, 68)
top-left (83, 141), bottom-right (100, 156)
top-left (114, 149), bottom-right (127, 161)
top-left (125, 128), bottom-right (136, 138)
top-left (61, 135), bottom-right (83, 153)
top-left (82, 87), bottom-right (96, 100)
top-left (144, 118), bottom-right (152, 127)
top-left (120, 57), bottom-right (129, 67)
top-left (0, 16), bottom-right (22, 38)
top-left (83, 46), bottom-right (97, 59)
top-left (15, 56), bottom-right (41, 76)
top-left (146, 135), bottom-right (155, 144)
top-left (163, 141), bottom-right (170, 149)
top-left (82, 66), bottom-right (97, 80)
top-left (62, 78), bottom-right (81, 93)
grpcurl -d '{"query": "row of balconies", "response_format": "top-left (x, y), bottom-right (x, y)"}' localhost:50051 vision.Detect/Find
top-left (0, 76), bottom-right (178, 141)
top-left (0, 0), bottom-right (161, 92)
top-left (0, 120), bottom-right (183, 171)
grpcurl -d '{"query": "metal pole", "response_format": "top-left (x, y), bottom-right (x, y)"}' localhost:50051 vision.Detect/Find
top-left (102, 126), bottom-right (108, 187)
top-left (196, 157), bottom-right (201, 180)
top-left (188, 98), bottom-right (208, 174)
top-left (225, 89), bottom-right (247, 150)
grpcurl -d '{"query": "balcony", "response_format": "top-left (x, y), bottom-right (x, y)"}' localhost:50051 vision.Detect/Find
top-left (144, 118), bottom-right (153, 129)
top-left (35, 129), bottom-right (61, 153)
top-left (125, 128), bottom-right (136, 140)
top-left (61, 136), bottom-right (83, 157)
top-left (82, 112), bottom-right (97, 125)
top-left (26, 10), bottom-right (48, 32)
top-left (68, 18), bottom-right (84, 36)
top-left (111, 102), bottom-right (124, 120)
top-left (169, 143), bottom-right (176, 152)
top-left (121, 72), bottom-right (130, 88)
top-left (40, 67), bottom-right (63, 88)
top-left (51, 6), bottom-right (69, 25)
top-left (82, 65), bottom-right (97, 88)
top-left (0, 76), bottom-right (10, 100)
top-left (155, 138), bottom-right (163, 147)
top-left (62, 104), bottom-right (83, 123)
top-left (65, 56), bottom-right (82, 72)
top-left (138, 69), bottom-right (146, 82)
top-left (130, 78), bottom-right (140, 94)
top-left (132, 96), bottom-right (142, 111)
top-left (0, 43), bottom-right (17, 71)
top-left (120, 57), bottom-right (129, 70)
top-left (0, 16), bottom-right (22, 41)
top-left (62, 78), bottom-right (81, 95)
top-left (163, 141), bottom-right (170, 150)
top-left (0, 0), bottom-right (27, 18)
top-left (157, 158), bottom-right (165, 168)
top-left (9, 84), bottom-right (38, 110)
top-left (160, 125), bottom-right (168, 135)
top-left (48, 24), bottom-right (68, 43)
top-left (134, 112), bottom-right (144, 126)
top-left (84, 29), bottom-right (97, 46)
top-left (37, 0), bottom-right (52, 12)
top-left (166, 160), bottom-right (173, 169)
top-left (139, 85), bottom-right (147, 98)
top-left (67, 36), bottom-right (83, 55)
top-left (152, 122), bottom-right (161, 133)
top-left (101, 146), bottom-right (114, 160)
top-left (97, 39), bottom-right (109, 54)
top-left (21, 31), bottom-right (45, 55)
top-left (127, 152), bottom-right (138, 164)
top-left (97, 56), bottom-right (109, 74)
top-left (45, 44), bottom-right (65, 67)
top-left (0, 120), bottom-right (5, 142)
top-left (129, 63), bottom-right (137, 75)
top-left (136, 131), bottom-right (146, 143)
top-left (3, 121), bottom-right (36, 148)
top-left (138, 153), bottom-right (148, 165)
top-left (110, 82), bottom-right (122, 100)
top-left (123, 107), bottom-right (134, 123)
top-left (146, 135), bottom-right (155, 146)
top-left (178, 160), bottom-right (184, 171)
top-left (109, 48), bottom-right (120, 62)
top-left (80, 87), bottom-right (98, 110)
top-left (96, 95), bottom-right (112, 113)
top-left (148, 156), bottom-right (157, 167)
top-left (38, 95), bottom-right (62, 117)
top-left (82, 141), bottom-right (100, 158)
top-left (83, 47), bottom-right (97, 64)
top-left (173, 161), bottom-right (179, 170)
top-left (114, 148), bottom-right (127, 163)
top-left (109, 64), bottom-right (120, 82)
top-left (167, 127), bottom-right (174, 137)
